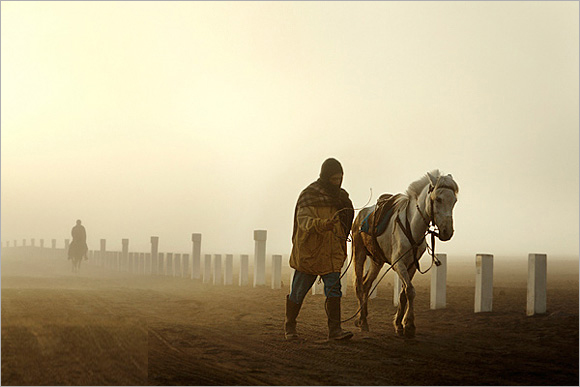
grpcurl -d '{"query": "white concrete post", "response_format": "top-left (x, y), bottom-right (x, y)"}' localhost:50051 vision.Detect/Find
top-left (253, 230), bottom-right (267, 287)
top-left (312, 277), bottom-right (324, 295)
top-left (122, 239), bottom-right (129, 271)
top-left (203, 254), bottom-right (212, 284)
top-left (475, 254), bottom-right (494, 313)
top-left (365, 259), bottom-right (377, 299)
top-left (393, 271), bottom-right (402, 307)
top-left (239, 254), bottom-right (249, 286)
top-left (150, 236), bottom-right (159, 275)
top-left (527, 253), bottom-right (547, 316)
top-left (224, 254), bottom-right (233, 285)
top-left (191, 234), bottom-right (202, 280)
top-left (166, 253), bottom-right (174, 276)
top-left (157, 253), bottom-right (165, 275)
top-left (138, 253), bottom-right (144, 275)
top-left (100, 239), bottom-right (106, 268)
top-left (213, 254), bottom-right (222, 285)
top-left (181, 254), bottom-right (189, 278)
top-left (271, 254), bottom-right (282, 290)
top-left (31, 238), bottom-right (36, 247)
top-left (145, 253), bottom-right (151, 274)
top-left (174, 253), bottom-right (182, 277)
top-left (52, 239), bottom-right (56, 249)
top-left (430, 253), bottom-right (447, 309)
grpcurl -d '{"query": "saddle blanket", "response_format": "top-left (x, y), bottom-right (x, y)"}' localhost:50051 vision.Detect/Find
top-left (360, 193), bottom-right (401, 237)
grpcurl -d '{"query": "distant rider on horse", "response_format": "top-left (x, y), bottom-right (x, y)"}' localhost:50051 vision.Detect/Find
top-left (68, 219), bottom-right (88, 261)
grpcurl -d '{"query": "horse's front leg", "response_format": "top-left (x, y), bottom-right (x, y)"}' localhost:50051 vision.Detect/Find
top-left (393, 262), bottom-right (417, 338)
top-left (393, 284), bottom-right (407, 336)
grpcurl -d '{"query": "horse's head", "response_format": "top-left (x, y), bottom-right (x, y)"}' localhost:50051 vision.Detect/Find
top-left (426, 172), bottom-right (459, 241)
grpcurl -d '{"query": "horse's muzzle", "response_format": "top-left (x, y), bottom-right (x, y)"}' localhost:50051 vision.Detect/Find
top-left (439, 229), bottom-right (454, 241)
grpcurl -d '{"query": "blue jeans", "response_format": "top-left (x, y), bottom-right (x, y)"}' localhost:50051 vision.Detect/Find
top-left (289, 270), bottom-right (342, 304)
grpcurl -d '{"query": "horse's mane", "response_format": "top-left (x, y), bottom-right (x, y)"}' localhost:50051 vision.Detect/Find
top-left (395, 169), bottom-right (459, 207)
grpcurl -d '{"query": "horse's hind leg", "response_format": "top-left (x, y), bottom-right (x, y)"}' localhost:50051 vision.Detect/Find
top-left (353, 240), bottom-right (370, 331)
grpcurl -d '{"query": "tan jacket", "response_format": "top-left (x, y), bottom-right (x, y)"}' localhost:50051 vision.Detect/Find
top-left (289, 205), bottom-right (348, 275)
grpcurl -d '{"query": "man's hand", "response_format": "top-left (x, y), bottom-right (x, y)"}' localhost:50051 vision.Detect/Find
top-left (322, 218), bottom-right (339, 231)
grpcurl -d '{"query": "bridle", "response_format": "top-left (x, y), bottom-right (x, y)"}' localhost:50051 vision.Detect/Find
top-left (409, 182), bottom-right (457, 272)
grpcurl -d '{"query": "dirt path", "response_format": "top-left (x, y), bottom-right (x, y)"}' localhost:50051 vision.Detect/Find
top-left (1, 255), bottom-right (578, 385)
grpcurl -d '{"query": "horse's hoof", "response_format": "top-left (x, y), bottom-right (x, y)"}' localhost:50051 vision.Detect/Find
top-left (355, 319), bottom-right (369, 332)
top-left (395, 327), bottom-right (405, 337)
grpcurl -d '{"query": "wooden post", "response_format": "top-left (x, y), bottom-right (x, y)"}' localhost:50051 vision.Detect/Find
top-left (203, 254), bottom-right (212, 283)
top-left (182, 254), bottom-right (189, 278)
top-left (224, 254), bottom-right (233, 285)
top-left (174, 253), bottom-right (182, 277)
top-left (158, 253), bottom-right (165, 275)
top-left (213, 254), bottom-right (222, 285)
top-left (166, 253), bottom-right (174, 276)
top-left (253, 230), bottom-right (267, 287)
top-left (139, 253), bottom-right (145, 275)
top-left (475, 254), bottom-right (494, 313)
top-left (145, 253), bottom-right (151, 274)
top-left (527, 253), bottom-right (547, 316)
top-left (312, 277), bottom-right (324, 295)
top-left (239, 254), bottom-right (249, 286)
top-left (100, 239), bottom-right (106, 268)
top-left (430, 253), bottom-right (447, 309)
top-left (150, 236), bottom-right (159, 275)
top-left (122, 239), bottom-right (129, 271)
top-left (191, 234), bottom-right (202, 280)
top-left (271, 254), bottom-right (282, 290)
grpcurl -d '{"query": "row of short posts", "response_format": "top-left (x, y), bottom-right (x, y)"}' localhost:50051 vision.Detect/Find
top-left (2, 237), bottom-right (548, 316)
top-left (81, 230), bottom-right (284, 289)
top-left (353, 253), bottom-right (547, 316)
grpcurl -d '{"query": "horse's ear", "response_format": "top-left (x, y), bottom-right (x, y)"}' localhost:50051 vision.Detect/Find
top-left (447, 174), bottom-right (454, 179)
top-left (427, 172), bottom-right (437, 186)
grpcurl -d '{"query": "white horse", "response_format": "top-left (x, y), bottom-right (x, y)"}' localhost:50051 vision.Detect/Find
top-left (352, 170), bottom-right (459, 338)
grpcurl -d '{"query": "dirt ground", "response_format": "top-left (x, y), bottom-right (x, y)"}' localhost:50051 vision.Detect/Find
top-left (1, 251), bottom-right (578, 386)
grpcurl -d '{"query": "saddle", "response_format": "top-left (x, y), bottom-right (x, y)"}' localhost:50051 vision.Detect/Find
top-left (360, 193), bottom-right (402, 264)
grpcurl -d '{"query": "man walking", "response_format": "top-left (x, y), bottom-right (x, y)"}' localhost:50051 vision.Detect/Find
top-left (285, 158), bottom-right (355, 341)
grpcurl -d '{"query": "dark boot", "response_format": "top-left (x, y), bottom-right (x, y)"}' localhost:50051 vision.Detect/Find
top-left (326, 297), bottom-right (353, 341)
top-left (285, 295), bottom-right (302, 340)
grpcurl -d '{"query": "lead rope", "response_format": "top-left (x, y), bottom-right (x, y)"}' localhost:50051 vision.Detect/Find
top-left (324, 230), bottom-right (431, 323)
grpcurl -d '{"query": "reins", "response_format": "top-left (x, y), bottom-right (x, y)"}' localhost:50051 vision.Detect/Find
top-left (322, 192), bottom-right (442, 323)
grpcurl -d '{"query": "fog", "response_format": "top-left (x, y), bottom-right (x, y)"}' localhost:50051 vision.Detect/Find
top-left (1, 1), bottom-right (578, 260)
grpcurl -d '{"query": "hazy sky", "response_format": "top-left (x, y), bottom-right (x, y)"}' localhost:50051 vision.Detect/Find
top-left (1, 1), bottom-right (578, 259)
